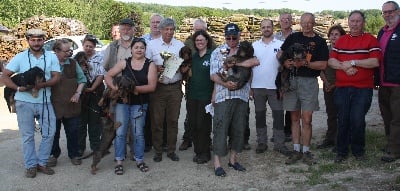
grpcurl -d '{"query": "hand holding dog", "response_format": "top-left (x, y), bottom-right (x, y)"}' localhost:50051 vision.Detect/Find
top-left (224, 81), bottom-right (238, 90)
top-left (70, 93), bottom-right (80, 103)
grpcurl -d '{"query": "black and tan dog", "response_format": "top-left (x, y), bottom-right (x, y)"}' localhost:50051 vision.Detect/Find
top-left (275, 43), bottom-right (307, 100)
top-left (179, 46), bottom-right (193, 82)
top-left (3, 66), bottom-right (45, 113)
top-left (91, 75), bottom-right (135, 175)
top-left (218, 40), bottom-right (254, 90)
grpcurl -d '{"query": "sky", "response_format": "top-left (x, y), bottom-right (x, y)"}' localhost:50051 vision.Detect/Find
top-left (120, 0), bottom-right (387, 12)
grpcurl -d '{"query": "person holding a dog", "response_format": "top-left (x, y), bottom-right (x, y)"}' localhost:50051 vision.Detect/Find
top-left (210, 23), bottom-right (259, 177)
top-left (1, 29), bottom-right (61, 178)
top-left (105, 37), bottom-right (157, 174)
top-left (77, 34), bottom-right (106, 157)
top-left (47, 39), bottom-right (87, 167)
top-left (278, 13), bottom-right (329, 166)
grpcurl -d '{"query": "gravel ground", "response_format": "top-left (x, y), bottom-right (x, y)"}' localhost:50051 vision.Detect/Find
top-left (0, 85), bottom-right (399, 191)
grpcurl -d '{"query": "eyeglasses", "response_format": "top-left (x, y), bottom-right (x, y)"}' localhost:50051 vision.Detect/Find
top-left (133, 38), bottom-right (146, 43)
top-left (382, 9), bottom-right (397, 15)
top-left (225, 37), bottom-right (238, 41)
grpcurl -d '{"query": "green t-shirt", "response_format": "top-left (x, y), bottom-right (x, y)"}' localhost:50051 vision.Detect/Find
top-left (188, 49), bottom-right (214, 100)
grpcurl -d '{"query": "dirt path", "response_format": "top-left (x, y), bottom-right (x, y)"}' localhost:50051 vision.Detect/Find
top-left (0, 86), bottom-right (399, 191)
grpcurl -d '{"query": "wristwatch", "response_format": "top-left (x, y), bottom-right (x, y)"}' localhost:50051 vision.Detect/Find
top-left (350, 60), bottom-right (356, 67)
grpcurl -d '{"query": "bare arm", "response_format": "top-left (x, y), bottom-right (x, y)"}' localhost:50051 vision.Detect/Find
top-left (235, 57), bottom-right (260, 67)
top-left (36, 71), bottom-right (60, 89)
top-left (104, 60), bottom-right (125, 90)
top-left (211, 73), bottom-right (237, 90)
top-left (0, 69), bottom-right (19, 90)
top-left (307, 61), bottom-right (327, 70)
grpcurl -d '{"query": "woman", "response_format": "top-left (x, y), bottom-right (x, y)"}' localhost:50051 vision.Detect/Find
top-left (317, 25), bottom-right (346, 150)
top-left (104, 38), bottom-right (157, 175)
top-left (48, 39), bottom-right (87, 167)
top-left (184, 30), bottom-right (214, 164)
top-left (77, 34), bottom-right (106, 157)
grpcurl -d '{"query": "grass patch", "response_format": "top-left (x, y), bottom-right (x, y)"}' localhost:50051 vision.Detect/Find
top-left (305, 130), bottom-right (392, 186)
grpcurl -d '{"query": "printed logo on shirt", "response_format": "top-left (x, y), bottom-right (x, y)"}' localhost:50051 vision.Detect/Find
top-left (391, 33), bottom-right (398, 40)
top-left (274, 48), bottom-right (279, 53)
top-left (203, 60), bottom-right (210, 66)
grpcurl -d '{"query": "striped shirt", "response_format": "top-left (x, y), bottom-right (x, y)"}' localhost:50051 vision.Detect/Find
top-left (87, 52), bottom-right (105, 83)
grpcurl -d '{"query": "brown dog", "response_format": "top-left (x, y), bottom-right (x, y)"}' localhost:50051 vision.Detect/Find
top-left (91, 75), bottom-right (135, 175)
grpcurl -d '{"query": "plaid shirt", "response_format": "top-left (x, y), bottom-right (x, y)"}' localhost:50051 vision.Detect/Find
top-left (210, 44), bottom-right (250, 103)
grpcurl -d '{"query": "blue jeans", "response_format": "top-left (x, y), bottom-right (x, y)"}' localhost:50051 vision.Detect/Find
top-left (114, 103), bottom-right (147, 162)
top-left (15, 100), bottom-right (56, 169)
top-left (51, 116), bottom-right (80, 159)
top-left (334, 87), bottom-right (372, 157)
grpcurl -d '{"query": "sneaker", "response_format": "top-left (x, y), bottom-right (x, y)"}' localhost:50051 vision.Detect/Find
top-left (47, 156), bottom-right (57, 167)
top-left (273, 145), bottom-right (292, 157)
top-left (243, 143), bottom-right (251, 150)
top-left (71, 157), bottom-right (82, 165)
top-left (179, 140), bottom-right (192, 151)
top-left (302, 151), bottom-right (317, 165)
top-left (255, 143), bottom-right (268, 154)
top-left (37, 165), bottom-right (55, 175)
top-left (25, 167), bottom-right (37, 178)
top-left (317, 139), bottom-right (335, 149)
top-left (285, 151), bottom-right (302, 165)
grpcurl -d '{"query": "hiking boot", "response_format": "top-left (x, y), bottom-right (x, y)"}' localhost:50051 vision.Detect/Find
top-left (273, 145), bottom-right (292, 157)
top-left (37, 165), bottom-right (55, 175)
top-left (302, 151), bottom-right (317, 165)
top-left (317, 139), bottom-right (335, 149)
top-left (285, 151), bottom-right (302, 165)
top-left (243, 143), bottom-right (251, 150)
top-left (25, 167), bottom-right (37, 178)
top-left (334, 155), bottom-right (347, 163)
top-left (71, 157), bottom-right (82, 165)
top-left (255, 143), bottom-right (268, 153)
top-left (381, 153), bottom-right (400, 163)
top-left (179, 140), bottom-right (192, 151)
top-left (47, 155), bottom-right (57, 167)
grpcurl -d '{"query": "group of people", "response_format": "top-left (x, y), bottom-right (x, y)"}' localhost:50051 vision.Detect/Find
top-left (1, 0), bottom-right (399, 178)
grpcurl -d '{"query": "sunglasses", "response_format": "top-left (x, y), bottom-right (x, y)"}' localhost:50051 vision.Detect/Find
top-left (133, 37), bottom-right (146, 43)
top-left (225, 37), bottom-right (238, 41)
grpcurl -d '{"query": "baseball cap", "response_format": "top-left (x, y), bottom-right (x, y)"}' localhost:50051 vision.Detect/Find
top-left (224, 23), bottom-right (240, 36)
top-left (120, 18), bottom-right (135, 26)
top-left (26, 29), bottom-right (46, 38)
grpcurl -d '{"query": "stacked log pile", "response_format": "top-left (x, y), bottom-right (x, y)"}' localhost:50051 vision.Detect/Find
top-left (0, 15), bottom-right (88, 62)
top-left (176, 14), bottom-right (349, 45)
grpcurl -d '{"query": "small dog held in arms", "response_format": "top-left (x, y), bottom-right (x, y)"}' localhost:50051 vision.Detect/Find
top-left (3, 66), bottom-right (45, 113)
top-left (91, 74), bottom-right (135, 175)
top-left (275, 43), bottom-right (307, 100)
top-left (179, 46), bottom-right (193, 82)
top-left (218, 40), bottom-right (254, 90)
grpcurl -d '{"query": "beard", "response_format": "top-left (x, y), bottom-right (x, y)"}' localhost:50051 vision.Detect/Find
top-left (29, 45), bottom-right (44, 52)
top-left (121, 35), bottom-right (131, 41)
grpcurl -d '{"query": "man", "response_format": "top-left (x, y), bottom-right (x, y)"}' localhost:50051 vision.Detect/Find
top-left (111, 24), bottom-right (120, 41)
top-left (100, 18), bottom-right (136, 158)
top-left (279, 13), bottom-right (329, 165)
top-left (328, 10), bottom-right (381, 163)
top-left (141, 13), bottom-right (163, 43)
top-left (1, 29), bottom-right (61, 178)
top-left (146, 18), bottom-right (184, 162)
top-left (210, 23), bottom-right (259, 177)
top-left (275, 12), bottom-right (295, 142)
top-left (377, 1), bottom-right (400, 163)
top-left (179, 18), bottom-right (215, 151)
top-left (251, 19), bottom-right (291, 156)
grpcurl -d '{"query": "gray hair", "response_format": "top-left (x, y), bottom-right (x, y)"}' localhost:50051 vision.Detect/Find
top-left (193, 19), bottom-right (207, 29)
top-left (150, 13), bottom-right (163, 21)
top-left (158, 18), bottom-right (176, 30)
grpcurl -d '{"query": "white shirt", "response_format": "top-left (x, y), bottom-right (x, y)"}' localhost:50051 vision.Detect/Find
top-left (251, 38), bottom-right (283, 89)
top-left (146, 37), bottom-right (184, 84)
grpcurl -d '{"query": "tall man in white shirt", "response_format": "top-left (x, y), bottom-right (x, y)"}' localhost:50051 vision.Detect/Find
top-left (146, 18), bottom-right (184, 162)
top-left (251, 19), bottom-right (291, 156)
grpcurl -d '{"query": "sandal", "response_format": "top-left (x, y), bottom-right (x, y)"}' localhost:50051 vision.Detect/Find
top-left (114, 165), bottom-right (124, 175)
top-left (137, 163), bottom-right (149, 172)
top-left (214, 167), bottom-right (226, 177)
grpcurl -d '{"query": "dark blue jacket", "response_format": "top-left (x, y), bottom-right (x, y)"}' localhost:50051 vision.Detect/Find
top-left (377, 23), bottom-right (400, 84)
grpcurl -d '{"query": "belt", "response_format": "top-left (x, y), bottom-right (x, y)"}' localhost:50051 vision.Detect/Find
top-left (159, 81), bottom-right (181, 86)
